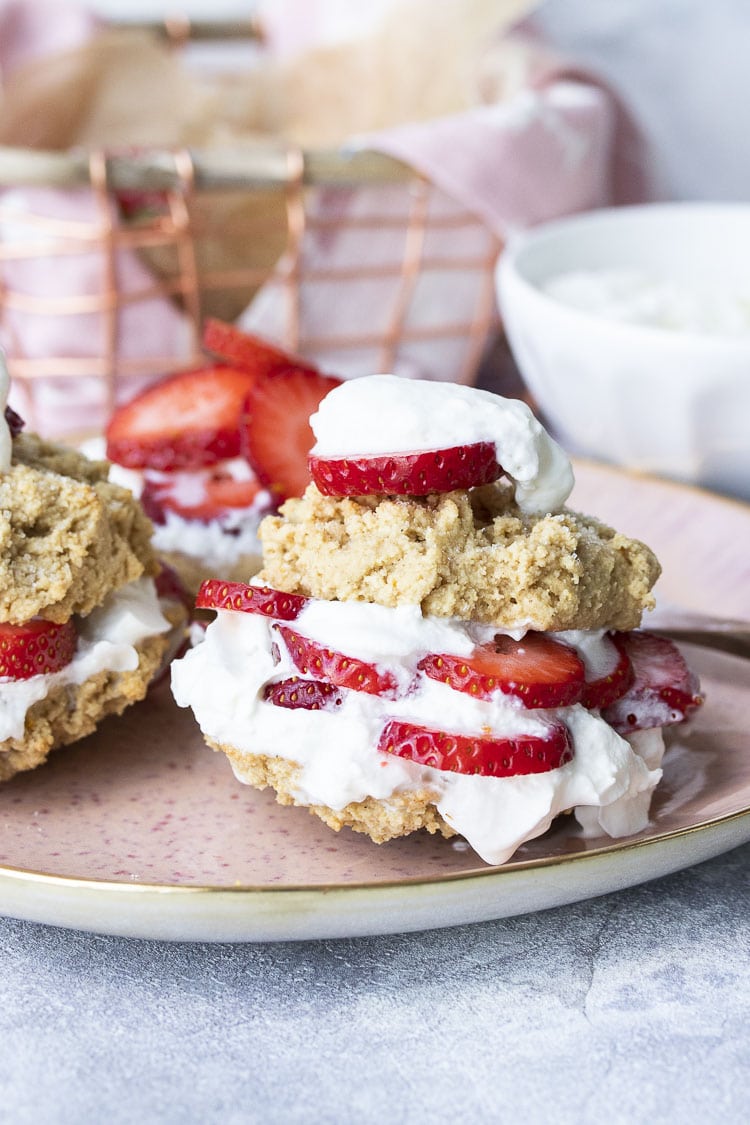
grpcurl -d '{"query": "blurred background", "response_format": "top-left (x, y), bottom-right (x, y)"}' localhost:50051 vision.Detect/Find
top-left (1, 0), bottom-right (748, 494)
top-left (85, 0), bottom-right (750, 202)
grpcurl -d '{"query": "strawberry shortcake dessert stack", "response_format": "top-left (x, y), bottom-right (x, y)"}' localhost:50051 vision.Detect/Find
top-left (102, 322), bottom-right (340, 596)
top-left (0, 358), bottom-right (187, 782)
top-left (171, 375), bottom-right (702, 864)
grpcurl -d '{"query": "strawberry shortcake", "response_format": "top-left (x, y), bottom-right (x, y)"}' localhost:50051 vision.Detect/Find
top-left (0, 359), bottom-right (188, 782)
top-left (100, 322), bottom-right (340, 596)
top-left (171, 375), bottom-right (702, 864)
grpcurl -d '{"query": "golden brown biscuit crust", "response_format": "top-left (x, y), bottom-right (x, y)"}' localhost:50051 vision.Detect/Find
top-left (257, 482), bottom-right (660, 632)
top-left (211, 740), bottom-right (454, 844)
top-left (0, 433), bottom-right (157, 624)
top-left (0, 630), bottom-right (169, 783)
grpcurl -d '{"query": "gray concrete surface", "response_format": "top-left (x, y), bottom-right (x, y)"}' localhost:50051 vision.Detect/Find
top-left (1, 841), bottom-right (748, 1124)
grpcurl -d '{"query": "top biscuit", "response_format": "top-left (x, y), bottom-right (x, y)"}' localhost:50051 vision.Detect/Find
top-left (258, 481), bottom-right (660, 632)
top-left (0, 433), bottom-right (157, 624)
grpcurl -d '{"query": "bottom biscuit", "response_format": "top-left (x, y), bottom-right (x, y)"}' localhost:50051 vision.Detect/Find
top-left (0, 630), bottom-right (169, 783)
top-left (211, 739), bottom-right (456, 845)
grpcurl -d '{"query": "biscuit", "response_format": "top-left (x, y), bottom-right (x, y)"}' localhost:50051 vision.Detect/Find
top-left (1, 433), bottom-right (156, 624)
top-left (258, 481), bottom-right (660, 632)
top-left (0, 629), bottom-right (170, 783)
top-left (213, 740), bottom-right (454, 844)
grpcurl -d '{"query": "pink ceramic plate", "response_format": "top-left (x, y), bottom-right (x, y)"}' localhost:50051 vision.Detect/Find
top-left (0, 462), bottom-right (749, 941)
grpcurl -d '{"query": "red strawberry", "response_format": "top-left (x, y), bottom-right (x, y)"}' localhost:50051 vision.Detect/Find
top-left (242, 368), bottom-right (342, 500)
top-left (419, 632), bottom-right (585, 709)
top-left (141, 471), bottom-right (261, 524)
top-left (378, 719), bottom-right (573, 777)
top-left (602, 631), bottom-right (703, 733)
top-left (0, 618), bottom-right (77, 680)
top-left (203, 319), bottom-right (319, 379)
top-left (105, 365), bottom-right (257, 470)
top-left (309, 442), bottom-right (503, 497)
top-left (276, 625), bottom-right (398, 696)
top-left (580, 633), bottom-right (634, 709)
top-left (263, 677), bottom-right (345, 711)
top-left (4, 405), bottom-right (24, 438)
top-left (195, 580), bottom-right (307, 620)
top-left (154, 562), bottom-right (193, 614)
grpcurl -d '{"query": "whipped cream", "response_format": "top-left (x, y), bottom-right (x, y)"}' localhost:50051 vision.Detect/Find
top-left (0, 350), bottom-right (11, 473)
top-left (309, 375), bottom-right (574, 514)
top-left (0, 577), bottom-right (170, 744)
top-left (171, 600), bottom-right (662, 865)
top-left (544, 268), bottom-right (750, 337)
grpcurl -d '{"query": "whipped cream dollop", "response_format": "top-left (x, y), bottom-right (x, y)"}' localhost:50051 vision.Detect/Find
top-left (544, 268), bottom-right (750, 337)
top-left (171, 600), bottom-right (662, 865)
top-left (0, 350), bottom-right (12, 473)
top-left (309, 375), bottom-right (574, 514)
top-left (0, 577), bottom-right (170, 744)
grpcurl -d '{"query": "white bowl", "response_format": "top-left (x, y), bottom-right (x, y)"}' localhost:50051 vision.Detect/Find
top-left (496, 203), bottom-right (750, 499)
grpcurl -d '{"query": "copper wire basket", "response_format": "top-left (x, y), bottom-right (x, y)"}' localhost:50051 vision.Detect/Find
top-left (0, 22), bottom-right (503, 436)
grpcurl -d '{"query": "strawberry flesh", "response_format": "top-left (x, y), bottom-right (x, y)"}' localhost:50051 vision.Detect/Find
top-left (105, 365), bottom-right (257, 470)
top-left (196, 580), bottom-right (308, 620)
top-left (263, 676), bottom-right (345, 711)
top-left (379, 719), bottom-right (573, 777)
top-left (141, 470), bottom-right (261, 524)
top-left (203, 319), bottom-right (319, 379)
top-left (277, 625), bottom-right (398, 696)
top-left (602, 631), bottom-right (703, 733)
top-left (309, 442), bottom-right (503, 497)
top-left (0, 618), bottom-right (77, 680)
top-left (419, 632), bottom-right (585, 709)
top-left (242, 368), bottom-right (342, 501)
top-left (580, 633), bottom-right (634, 709)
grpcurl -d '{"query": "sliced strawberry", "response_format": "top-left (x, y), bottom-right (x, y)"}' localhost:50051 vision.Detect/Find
top-left (105, 365), bottom-right (257, 470)
top-left (379, 719), bottom-right (573, 777)
top-left (0, 618), bottom-right (77, 680)
top-left (602, 631), bottom-right (703, 733)
top-left (203, 319), bottom-right (319, 379)
top-left (263, 676), bottom-right (345, 711)
top-left (5, 405), bottom-right (24, 437)
top-left (419, 632), bottom-right (585, 709)
top-left (141, 470), bottom-right (261, 524)
top-left (154, 562), bottom-right (193, 614)
top-left (580, 633), bottom-right (634, 709)
top-left (242, 368), bottom-right (342, 500)
top-left (195, 580), bottom-right (307, 620)
top-left (276, 625), bottom-right (397, 696)
top-left (310, 442), bottom-right (503, 498)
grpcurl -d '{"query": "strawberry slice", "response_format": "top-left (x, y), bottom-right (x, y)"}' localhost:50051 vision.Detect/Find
top-left (141, 470), bottom-right (261, 524)
top-left (419, 632), bottom-right (585, 709)
top-left (379, 719), bottom-right (573, 777)
top-left (263, 676), bottom-right (345, 711)
top-left (309, 442), bottom-right (503, 497)
top-left (154, 561), bottom-right (193, 614)
top-left (276, 625), bottom-right (398, 696)
top-left (242, 368), bottom-right (342, 500)
top-left (203, 319), bottom-right (319, 379)
top-left (105, 365), bottom-right (257, 471)
top-left (0, 618), bottom-right (77, 680)
top-left (602, 631), bottom-right (703, 733)
top-left (5, 405), bottom-right (24, 437)
top-left (195, 580), bottom-right (307, 620)
top-left (580, 633), bottom-right (634, 709)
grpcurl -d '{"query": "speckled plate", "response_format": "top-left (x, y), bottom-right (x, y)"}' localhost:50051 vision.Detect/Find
top-left (1, 463), bottom-right (749, 942)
